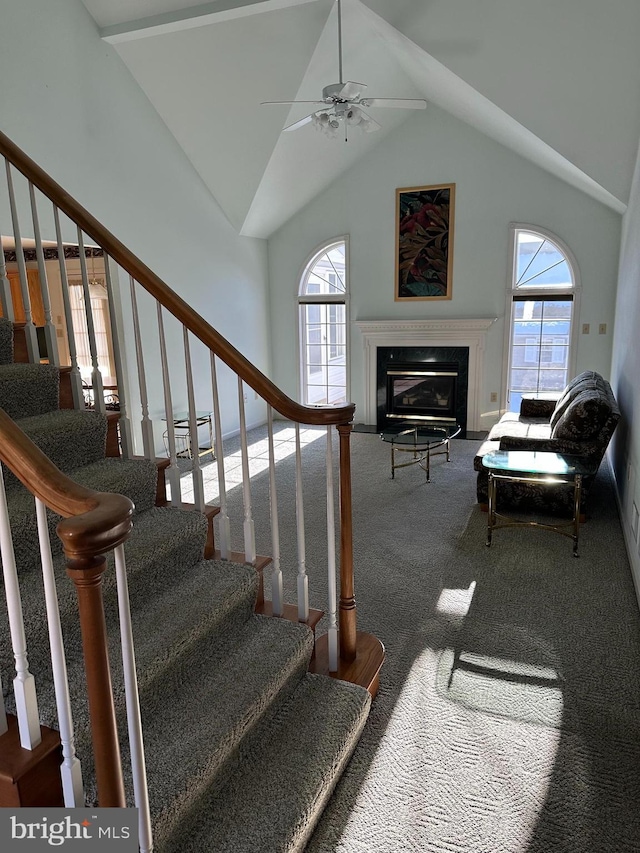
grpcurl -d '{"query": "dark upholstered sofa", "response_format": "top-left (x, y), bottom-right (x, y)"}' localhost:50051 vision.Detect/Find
top-left (474, 371), bottom-right (620, 515)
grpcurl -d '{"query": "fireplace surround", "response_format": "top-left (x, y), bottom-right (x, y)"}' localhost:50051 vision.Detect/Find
top-left (356, 319), bottom-right (495, 433)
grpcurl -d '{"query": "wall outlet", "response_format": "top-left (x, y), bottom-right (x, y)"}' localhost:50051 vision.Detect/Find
top-left (599, 323), bottom-right (607, 334)
top-left (490, 391), bottom-right (498, 403)
top-left (582, 323), bottom-right (590, 334)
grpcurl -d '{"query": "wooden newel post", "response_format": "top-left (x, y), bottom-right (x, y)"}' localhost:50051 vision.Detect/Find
top-left (66, 555), bottom-right (126, 807)
top-left (337, 423), bottom-right (357, 662)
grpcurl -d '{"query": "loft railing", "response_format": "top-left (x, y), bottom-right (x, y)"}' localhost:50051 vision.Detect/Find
top-left (0, 129), bottom-right (382, 834)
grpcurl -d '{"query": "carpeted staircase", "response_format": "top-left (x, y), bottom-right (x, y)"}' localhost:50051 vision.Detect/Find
top-left (0, 316), bottom-right (371, 851)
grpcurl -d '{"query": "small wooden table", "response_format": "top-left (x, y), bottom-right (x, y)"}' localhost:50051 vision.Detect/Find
top-left (482, 449), bottom-right (596, 556)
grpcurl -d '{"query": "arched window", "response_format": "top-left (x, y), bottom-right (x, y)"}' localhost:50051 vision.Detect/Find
top-left (505, 225), bottom-right (580, 412)
top-left (298, 238), bottom-right (348, 405)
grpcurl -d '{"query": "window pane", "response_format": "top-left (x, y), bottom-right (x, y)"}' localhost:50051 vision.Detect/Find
top-left (508, 288), bottom-right (574, 410)
top-left (299, 240), bottom-right (348, 405)
top-left (516, 233), bottom-right (573, 288)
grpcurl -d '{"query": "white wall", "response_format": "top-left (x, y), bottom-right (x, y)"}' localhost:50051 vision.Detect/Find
top-left (611, 140), bottom-right (640, 596)
top-left (268, 105), bottom-right (622, 426)
top-left (0, 0), bottom-right (270, 440)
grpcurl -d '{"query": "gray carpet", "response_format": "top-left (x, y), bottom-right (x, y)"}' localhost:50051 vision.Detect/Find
top-left (214, 425), bottom-right (640, 853)
top-left (0, 334), bottom-right (372, 852)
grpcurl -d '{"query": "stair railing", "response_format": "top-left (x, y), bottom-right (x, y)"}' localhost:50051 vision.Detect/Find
top-left (0, 129), bottom-right (384, 837)
top-left (0, 128), bottom-right (367, 674)
top-left (0, 411), bottom-right (149, 817)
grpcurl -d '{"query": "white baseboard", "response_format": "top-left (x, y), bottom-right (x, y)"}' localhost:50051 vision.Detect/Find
top-left (610, 454), bottom-right (640, 610)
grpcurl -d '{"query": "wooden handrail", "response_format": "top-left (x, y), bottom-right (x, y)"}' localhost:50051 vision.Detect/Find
top-left (0, 407), bottom-right (132, 805)
top-left (0, 409), bottom-right (133, 555)
top-left (0, 129), bottom-right (355, 428)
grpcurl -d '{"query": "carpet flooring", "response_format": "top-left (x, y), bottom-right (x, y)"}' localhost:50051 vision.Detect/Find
top-left (208, 425), bottom-right (640, 853)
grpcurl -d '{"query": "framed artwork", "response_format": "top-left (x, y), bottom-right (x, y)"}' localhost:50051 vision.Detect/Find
top-left (395, 183), bottom-right (455, 301)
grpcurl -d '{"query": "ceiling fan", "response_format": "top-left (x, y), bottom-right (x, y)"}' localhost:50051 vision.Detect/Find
top-left (261, 0), bottom-right (426, 140)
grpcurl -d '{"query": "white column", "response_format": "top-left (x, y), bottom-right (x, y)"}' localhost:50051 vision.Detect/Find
top-left (183, 327), bottom-right (205, 512)
top-left (156, 304), bottom-right (181, 505)
top-left (104, 256), bottom-right (133, 458)
top-left (238, 378), bottom-right (256, 565)
top-left (53, 208), bottom-right (84, 409)
top-left (0, 233), bottom-right (14, 322)
top-left (210, 354), bottom-right (230, 558)
top-left (295, 423), bottom-right (309, 622)
top-left (0, 670), bottom-right (8, 736)
top-left (0, 464), bottom-right (41, 749)
top-left (267, 407), bottom-right (283, 616)
top-left (77, 230), bottom-right (105, 413)
top-left (129, 276), bottom-right (155, 460)
top-left (29, 182), bottom-right (59, 366)
top-left (36, 498), bottom-right (84, 805)
top-left (325, 427), bottom-right (338, 671)
top-left (114, 545), bottom-right (153, 853)
top-left (5, 160), bottom-right (38, 362)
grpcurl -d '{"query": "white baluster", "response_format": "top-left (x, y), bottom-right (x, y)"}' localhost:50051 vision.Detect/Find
top-left (114, 545), bottom-right (153, 853)
top-left (210, 354), bottom-right (230, 559)
top-left (295, 423), bottom-right (309, 622)
top-left (53, 208), bottom-right (84, 409)
top-left (325, 426), bottom-right (338, 672)
top-left (77, 230), bottom-right (105, 413)
top-left (0, 671), bottom-right (8, 736)
top-left (238, 378), bottom-right (256, 565)
top-left (183, 327), bottom-right (205, 512)
top-left (35, 498), bottom-right (84, 805)
top-left (129, 276), bottom-right (155, 460)
top-left (5, 160), bottom-right (38, 362)
top-left (0, 464), bottom-right (41, 748)
top-left (157, 304), bottom-right (181, 505)
top-left (267, 407), bottom-right (283, 616)
top-left (0, 233), bottom-right (14, 322)
top-left (103, 256), bottom-right (133, 458)
top-left (29, 183), bottom-right (60, 366)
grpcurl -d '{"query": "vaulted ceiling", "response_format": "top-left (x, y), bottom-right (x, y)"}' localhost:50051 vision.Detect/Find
top-left (80, 0), bottom-right (640, 238)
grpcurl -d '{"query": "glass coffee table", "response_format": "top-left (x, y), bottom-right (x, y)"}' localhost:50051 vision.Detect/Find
top-left (380, 423), bottom-right (461, 482)
top-left (482, 449), bottom-right (597, 556)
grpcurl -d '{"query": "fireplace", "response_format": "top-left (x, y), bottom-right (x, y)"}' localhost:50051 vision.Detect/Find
top-left (386, 362), bottom-right (458, 424)
top-left (376, 347), bottom-right (469, 435)
top-left (356, 319), bottom-right (495, 433)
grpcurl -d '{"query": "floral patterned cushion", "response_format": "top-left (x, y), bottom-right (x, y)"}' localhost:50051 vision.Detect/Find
top-left (551, 388), bottom-right (611, 440)
top-left (549, 371), bottom-right (599, 429)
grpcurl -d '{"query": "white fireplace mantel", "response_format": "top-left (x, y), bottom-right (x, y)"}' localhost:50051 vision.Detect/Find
top-left (355, 318), bottom-right (496, 431)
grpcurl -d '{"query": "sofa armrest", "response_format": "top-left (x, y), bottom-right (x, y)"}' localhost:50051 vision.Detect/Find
top-left (519, 396), bottom-right (557, 420)
top-left (499, 434), bottom-right (585, 456)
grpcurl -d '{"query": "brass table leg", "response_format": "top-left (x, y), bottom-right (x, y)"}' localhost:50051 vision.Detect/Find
top-left (573, 473), bottom-right (582, 557)
top-left (486, 472), bottom-right (495, 546)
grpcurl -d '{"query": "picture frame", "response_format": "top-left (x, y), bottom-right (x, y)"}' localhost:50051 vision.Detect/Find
top-left (395, 183), bottom-right (455, 301)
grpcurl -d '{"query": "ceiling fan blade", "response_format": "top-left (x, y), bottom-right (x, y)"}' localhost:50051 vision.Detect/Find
top-left (283, 114), bottom-right (315, 132)
top-left (336, 81), bottom-right (366, 101)
top-left (360, 98), bottom-right (427, 109)
top-left (262, 100), bottom-right (325, 106)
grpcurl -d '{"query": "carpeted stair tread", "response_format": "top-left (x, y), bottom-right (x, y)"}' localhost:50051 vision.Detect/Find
top-left (68, 456), bottom-right (160, 515)
top-left (0, 506), bottom-right (210, 689)
top-left (160, 673), bottom-right (371, 853)
top-left (0, 317), bottom-right (13, 365)
top-left (2, 461), bottom-right (183, 575)
top-left (138, 614), bottom-right (314, 832)
top-left (0, 362), bottom-right (60, 420)
top-left (3, 409), bottom-right (107, 491)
